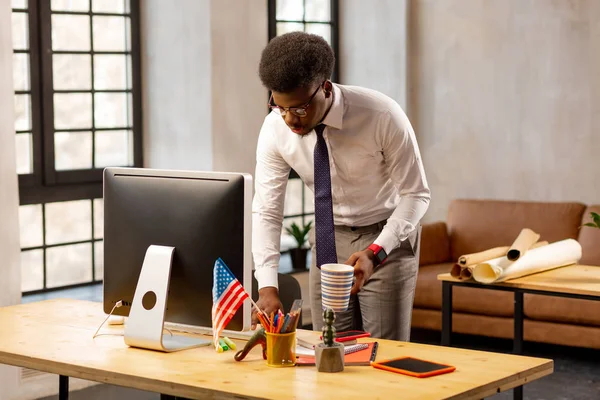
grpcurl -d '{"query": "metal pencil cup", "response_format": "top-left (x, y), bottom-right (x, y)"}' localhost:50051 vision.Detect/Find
top-left (265, 331), bottom-right (296, 367)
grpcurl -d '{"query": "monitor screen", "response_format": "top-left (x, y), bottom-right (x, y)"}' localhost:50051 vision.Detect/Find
top-left (103, 168), bottom-right (252, 331)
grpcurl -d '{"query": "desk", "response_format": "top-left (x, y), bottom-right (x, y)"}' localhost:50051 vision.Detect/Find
top-left (438, 264), bottom-right (600, 400)
top-left (0, 299), bottom-right (552, 400)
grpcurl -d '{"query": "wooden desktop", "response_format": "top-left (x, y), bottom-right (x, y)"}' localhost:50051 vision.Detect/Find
top-left (0, 299), bottom-right (553, 400)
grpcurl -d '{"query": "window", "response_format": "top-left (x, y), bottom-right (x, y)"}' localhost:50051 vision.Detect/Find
top-left (268, 0), bottom-right (339, 246)
top-left (268, 0), bottom-right (339, 82)
top-left (12, 0), bottom-right (142, 294)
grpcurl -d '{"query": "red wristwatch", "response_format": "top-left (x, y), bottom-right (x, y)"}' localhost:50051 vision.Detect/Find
top-left (368, 244), bottom-right (388, 266)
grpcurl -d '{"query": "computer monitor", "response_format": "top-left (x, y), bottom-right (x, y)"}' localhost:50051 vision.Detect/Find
top-left (102, 167), bottom-right (253, 341)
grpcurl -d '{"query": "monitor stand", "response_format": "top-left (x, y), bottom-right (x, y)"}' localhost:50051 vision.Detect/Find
top-left (124, 245), bottom-right (211, 352)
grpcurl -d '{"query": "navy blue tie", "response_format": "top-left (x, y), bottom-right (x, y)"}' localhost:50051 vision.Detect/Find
top-left (313, 124), bottom-right (337, 267)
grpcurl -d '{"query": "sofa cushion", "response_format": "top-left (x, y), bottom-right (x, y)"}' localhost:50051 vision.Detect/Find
top-left (578, 205), bottom-right (600, 266)
top-left (524, 294), bottom-right (600, 327)
top-left (414, 262), bottom-right (513, 317)
top-left (419, 222), bottom-right (451, 266)
top-left (447, 199), bottom-right (586, 261)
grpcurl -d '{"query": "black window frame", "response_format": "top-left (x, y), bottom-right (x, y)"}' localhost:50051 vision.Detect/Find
top-left (16, 0), bottom-right (143, 206)
top-left (13, 0), bottom-right (143, 295)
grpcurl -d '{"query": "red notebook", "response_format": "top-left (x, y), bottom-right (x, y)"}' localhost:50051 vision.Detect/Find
top-left (296, 342), bottom-right (378, 366)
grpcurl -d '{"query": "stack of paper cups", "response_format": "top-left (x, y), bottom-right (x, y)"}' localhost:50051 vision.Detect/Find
top-left (321, 264), bottom-right (354, 312)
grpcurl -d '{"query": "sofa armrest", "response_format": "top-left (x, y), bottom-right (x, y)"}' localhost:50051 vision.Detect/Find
top-left (418, 222), bottom-right (451, 266)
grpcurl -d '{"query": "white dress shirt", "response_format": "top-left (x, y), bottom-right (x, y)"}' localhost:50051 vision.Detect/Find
top-left (253, 83), bottom-right (430, 290)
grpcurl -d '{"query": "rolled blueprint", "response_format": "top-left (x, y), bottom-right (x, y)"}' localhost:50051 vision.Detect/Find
top-left (458, 246), bottom-right (511, 266)
top-left (507, 228), bottom-right (541, 261)
top-left (450, 263), bottom-right (463, 279)
top-left (472, 239), bottom-right (581, 284)
top-left (453, 241), bottom-right (549, 279)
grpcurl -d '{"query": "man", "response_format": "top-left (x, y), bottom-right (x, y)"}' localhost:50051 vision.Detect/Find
top-left (251, 31), bottom-right (430, 341)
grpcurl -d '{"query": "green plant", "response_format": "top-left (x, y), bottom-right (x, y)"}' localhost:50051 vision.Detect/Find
top-left (322, 308), bottom-right (336, 347)
top-left (285, 221), bottom-right (313, 248)
top-left (581, 212), bottom-right (600, 229)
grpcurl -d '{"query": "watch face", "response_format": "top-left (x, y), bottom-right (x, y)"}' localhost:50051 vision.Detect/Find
top-left (376, 249), bottom-right (387, 263)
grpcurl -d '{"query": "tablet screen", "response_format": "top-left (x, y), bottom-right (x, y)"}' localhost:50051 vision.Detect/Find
top-left (378, 357), bottom-right (450, 373)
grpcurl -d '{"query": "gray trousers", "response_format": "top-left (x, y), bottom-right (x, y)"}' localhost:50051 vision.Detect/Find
top-left (309, 221), bottom-right (421, 341)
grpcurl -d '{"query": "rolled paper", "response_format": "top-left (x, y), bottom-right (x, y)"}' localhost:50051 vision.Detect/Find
top-left (460, 267), bottom-right (473, 280)
top-left (450, 263), bottom-right (463, 279)
top-left (507, 228), bottom-right (541, 261)
top-left (458, 246), bottom-right (510, 266)
top-left (472, 239), bottom-right (581, 284)
top-left (456, 241), bottom-right (548, 281)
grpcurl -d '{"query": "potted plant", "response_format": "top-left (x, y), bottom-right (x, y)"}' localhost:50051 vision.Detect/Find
top-left (582, 212), bottom-right (600, 229)
top-left (285, 221), bottom-right (312, 271)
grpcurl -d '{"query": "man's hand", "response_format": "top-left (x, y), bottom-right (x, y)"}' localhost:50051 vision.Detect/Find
top-left (345, 249), bottom-right (377, 295)
top-left (251, 287), bottom-right (283, 329)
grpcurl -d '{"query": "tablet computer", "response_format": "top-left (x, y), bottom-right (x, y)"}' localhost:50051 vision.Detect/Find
top-left (371, 356), bottom-right (456, 378)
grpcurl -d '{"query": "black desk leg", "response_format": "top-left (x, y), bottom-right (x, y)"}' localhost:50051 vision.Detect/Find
top-left (513, 291), bottom-right (524, 400)
top-left (59, 375), bottom-right (69, 400)
top-left (441, 281), bottom-right (453, 346)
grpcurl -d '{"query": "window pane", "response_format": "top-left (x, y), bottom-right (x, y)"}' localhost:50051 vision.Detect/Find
top-left (94, 241), bottom-right (103, 281)
top-left (95, 130), bottom-right (132, 167)
top-left (12, 0), bottom-right (28, 9)
top-left (14, 94), bottom-right (31, 131)
top-left (21, 250), bottom-right (43, 292)
top-left (305, 23), bottom-right (331, 45)
top-left (277, 22), bottom-right (304, 36)
top-left (94, 55), bottom-right (130, 90)
top-left (93, 16), bottom-right (130, 52)
top-left (305, 0), bottom-right (330, 22)
top-left (92, 0), bottom-right (127, 14)
top-left (53, 54), bottom-right (91, 90)
top-left (13, 53), bottom-right (30, 91)
top-left (54, 93), bottom-right (92, 129)
top-left (46, 243), bottom-right (93, 288)
top-left (45, 200), bottom-right (92, 245)
top-left (276, 0), bottom-right (304, 21)
top-left (284, 178), bottom-right (303, 216)
top-left (51, 0), bottom-right (89, 12)
top-left (11, 12), bottom-right (28, 50)
top-left (94, 92), bottom-right (129, 128)
top-left (52, 15), bottom-right (91, 51)
top-left (93, 198), bottom-right (103, 239)
top-left (54, 131), bottom-right (92, 170)
top-left (19, 204), bottom-right (43, 248)
top-left (15, 133), bottom-right (33, 175)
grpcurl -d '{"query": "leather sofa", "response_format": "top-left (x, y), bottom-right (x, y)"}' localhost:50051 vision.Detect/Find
top-left (412, 199), bottom-right (600, 349)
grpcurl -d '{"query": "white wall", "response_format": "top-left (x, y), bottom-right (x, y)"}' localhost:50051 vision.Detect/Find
top-left (0, 0), bottom-right (22, 396)
top-left (410, 0), bottom-right (600, 221)
top-left (141, 0), bottom-right (267, 175)
top-left (339, 0), bottom-right (409, 111)
top-left (141, 0), bottom-right (213, 171)
top-left (211, 0), bottom-right (268, 175)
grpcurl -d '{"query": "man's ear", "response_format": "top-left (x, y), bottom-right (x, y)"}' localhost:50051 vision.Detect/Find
top-left (323, 80), bottom-right (333, 97)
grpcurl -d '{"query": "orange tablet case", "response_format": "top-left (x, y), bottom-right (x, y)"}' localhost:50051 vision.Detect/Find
top-left (371, 356), bottom-right (456, 378)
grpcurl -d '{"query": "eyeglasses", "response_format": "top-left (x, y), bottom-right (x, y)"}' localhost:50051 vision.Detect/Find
top-left (268, 83), bottom-right (323, 118)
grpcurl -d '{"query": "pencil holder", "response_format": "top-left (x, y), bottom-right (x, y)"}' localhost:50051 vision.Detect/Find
top-left (265, 331), bottom-right (296, 367)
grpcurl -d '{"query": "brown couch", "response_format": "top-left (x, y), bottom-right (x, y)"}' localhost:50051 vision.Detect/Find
top-left (413, 199), bottom-right (600, 349)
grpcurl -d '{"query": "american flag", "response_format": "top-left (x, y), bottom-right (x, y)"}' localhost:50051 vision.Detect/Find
top-left (212, 258), bottom-right (249, 350)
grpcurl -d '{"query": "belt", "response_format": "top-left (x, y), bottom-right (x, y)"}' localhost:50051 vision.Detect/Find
top-left (334, 220), bottom-right (387, 234)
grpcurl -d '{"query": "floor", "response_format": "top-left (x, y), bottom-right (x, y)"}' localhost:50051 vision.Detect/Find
top-left (26, 276), bottom-right (600, 400)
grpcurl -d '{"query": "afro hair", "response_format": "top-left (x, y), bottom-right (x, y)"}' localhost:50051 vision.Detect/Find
top-left (259, 31), bottom-right (335, 93)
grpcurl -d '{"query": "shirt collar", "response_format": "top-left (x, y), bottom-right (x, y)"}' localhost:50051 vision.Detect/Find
top-left (320, 83), bottom-right (343, 130)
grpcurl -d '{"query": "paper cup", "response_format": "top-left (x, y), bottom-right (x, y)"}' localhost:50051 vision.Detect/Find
top-left (321, 264), bottom-right (354, 276)
top-left (320, 264), bottom-right (353, 313)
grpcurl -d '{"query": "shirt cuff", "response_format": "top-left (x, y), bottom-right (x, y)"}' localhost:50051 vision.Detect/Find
top-left (254, 266), bottom-right (279, 290)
